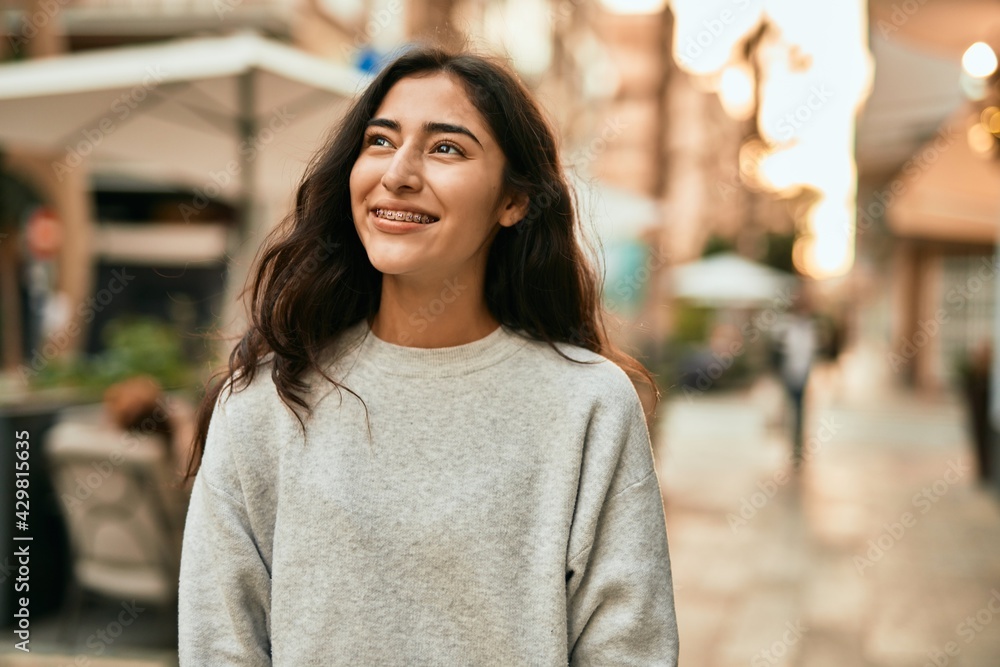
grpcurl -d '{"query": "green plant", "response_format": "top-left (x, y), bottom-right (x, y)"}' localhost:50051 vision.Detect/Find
top-left (702, 235), bottom-right (735, 257)
top-left (672, 302), bottom-right (713, 343)
top-left (31, 316), bottom-right (199, 393)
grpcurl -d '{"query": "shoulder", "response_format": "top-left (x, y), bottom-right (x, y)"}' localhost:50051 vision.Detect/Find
top-left (201, 355), bottom-right (298, 481)
top-left (217, 356), bottom-right (281, 417)
top-left (212, 355), bottom-right (304, 446)
top-left (214, 319), bottom-right (371, 422)
top-left (525, 339), bottom-right (656, 503)
top-left (510, 333), bottom-right (645, 417)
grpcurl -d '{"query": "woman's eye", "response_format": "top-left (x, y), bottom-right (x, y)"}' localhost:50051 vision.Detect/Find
top-left (433, 142), bottom-right (463, 156)
top-left (365, 134), bottom-right (392, 148)
top-left (364, 134), bottom-right (462, 155)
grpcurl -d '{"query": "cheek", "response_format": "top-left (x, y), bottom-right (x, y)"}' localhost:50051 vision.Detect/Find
top-left (437, 171), bottom-right (497, 221)
top-left (349, 160), bottom-right (377, 204)
top-left (348, 166), bottom-right (372, 243)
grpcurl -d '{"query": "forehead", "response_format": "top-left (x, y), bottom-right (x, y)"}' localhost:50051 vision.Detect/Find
top-left (374, 73), bottom-right (494, 143)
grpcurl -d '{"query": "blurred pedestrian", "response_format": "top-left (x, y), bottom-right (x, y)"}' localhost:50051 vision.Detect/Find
top-left (178, 49), bottom-right (678, 665)
top-left (774, 292), bottom-right (818, 466)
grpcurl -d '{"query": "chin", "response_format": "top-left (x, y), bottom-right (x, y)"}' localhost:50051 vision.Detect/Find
top-left (363, 249), bottom-right (426, 277)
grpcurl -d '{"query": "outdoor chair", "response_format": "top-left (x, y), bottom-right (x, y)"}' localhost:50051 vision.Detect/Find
top-left (43, 405), bottom-right (190, 642)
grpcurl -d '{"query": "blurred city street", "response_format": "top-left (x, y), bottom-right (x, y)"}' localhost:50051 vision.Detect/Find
top-left (3, 0), bottom-right (1000, 662)
top-left (1, 348), bottom-right (1000, 665)
top-left (658, 349), bottom-right (1000, 667)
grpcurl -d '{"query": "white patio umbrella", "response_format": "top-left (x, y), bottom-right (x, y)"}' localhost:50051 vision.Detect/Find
top-left (0, 30), bottom-right (368, 339)
top-left (0, 29), bottom-right (366, 237)
top-left (670, 253), bottom-right (797, 307)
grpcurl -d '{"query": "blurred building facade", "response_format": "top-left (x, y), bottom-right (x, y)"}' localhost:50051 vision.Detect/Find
top-left (3, 0), bottom-right (999, 401)
top-left (1, 0), bottom-right (757, 370)
top-left (857, 0), bottom-right (1000, 392)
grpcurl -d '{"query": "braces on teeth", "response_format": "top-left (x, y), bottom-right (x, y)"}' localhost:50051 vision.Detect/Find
top-left (375, 208), bottom-right (435, 224)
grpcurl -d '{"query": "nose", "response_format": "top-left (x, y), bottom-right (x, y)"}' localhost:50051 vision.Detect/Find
top-left (380, 144), bottom-right (423, 193)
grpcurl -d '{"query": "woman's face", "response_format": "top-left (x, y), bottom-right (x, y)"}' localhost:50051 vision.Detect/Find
top-left (349, 72), bottom-right (526, 282)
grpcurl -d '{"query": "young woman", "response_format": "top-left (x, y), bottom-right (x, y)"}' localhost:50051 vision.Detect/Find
top-left (178, 47), bottom-right (678, 666)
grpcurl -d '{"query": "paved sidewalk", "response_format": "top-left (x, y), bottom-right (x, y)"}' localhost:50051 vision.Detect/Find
top-left (655, 368), bottom-right (1000, 667)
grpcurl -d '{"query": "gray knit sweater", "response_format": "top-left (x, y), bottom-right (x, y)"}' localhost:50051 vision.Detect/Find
top-left (178, 319), bottom-right (678, 665)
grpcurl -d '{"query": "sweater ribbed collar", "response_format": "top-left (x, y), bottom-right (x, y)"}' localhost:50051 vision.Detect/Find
top-left (339, 317), bottom-right (529, 378)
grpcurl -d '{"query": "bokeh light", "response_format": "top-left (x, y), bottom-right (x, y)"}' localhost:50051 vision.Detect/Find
top-left (962, 41), bottom-right (999, 79)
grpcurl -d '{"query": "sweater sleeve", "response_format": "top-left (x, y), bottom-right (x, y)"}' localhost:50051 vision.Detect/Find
top-left (178, 394), bottom-right (272, 666)
top-left (566, 378), bottom-right (679, 666)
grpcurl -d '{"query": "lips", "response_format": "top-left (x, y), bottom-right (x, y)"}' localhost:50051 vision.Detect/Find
top-left (373, 208), bottom-right (439, 224)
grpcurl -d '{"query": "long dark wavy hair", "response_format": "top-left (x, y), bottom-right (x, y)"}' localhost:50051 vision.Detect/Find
top-left (185, 46), bottom-right (658, 479)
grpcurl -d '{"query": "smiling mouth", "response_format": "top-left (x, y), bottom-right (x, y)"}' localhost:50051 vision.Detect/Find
top-left (374, 208), bottom-right (439, 224)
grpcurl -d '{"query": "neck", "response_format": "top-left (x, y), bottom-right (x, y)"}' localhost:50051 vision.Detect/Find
top-left (372, 270), bottom-right (498, 348)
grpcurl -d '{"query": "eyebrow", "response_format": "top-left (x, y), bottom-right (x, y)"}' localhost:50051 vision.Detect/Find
top-left (365, 117), bottom-right (483, 148)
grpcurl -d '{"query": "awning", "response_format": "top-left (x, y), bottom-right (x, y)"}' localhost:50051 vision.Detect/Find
top-left (670, 253), bottom-right (797, 307)
top-left (0, 30), bottom-right (366, 210)
top-left (884, 104), bottom-right (1000, 245)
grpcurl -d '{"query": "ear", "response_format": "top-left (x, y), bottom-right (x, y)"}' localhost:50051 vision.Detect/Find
top-left (498, 190), bottom-right (530, 228)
